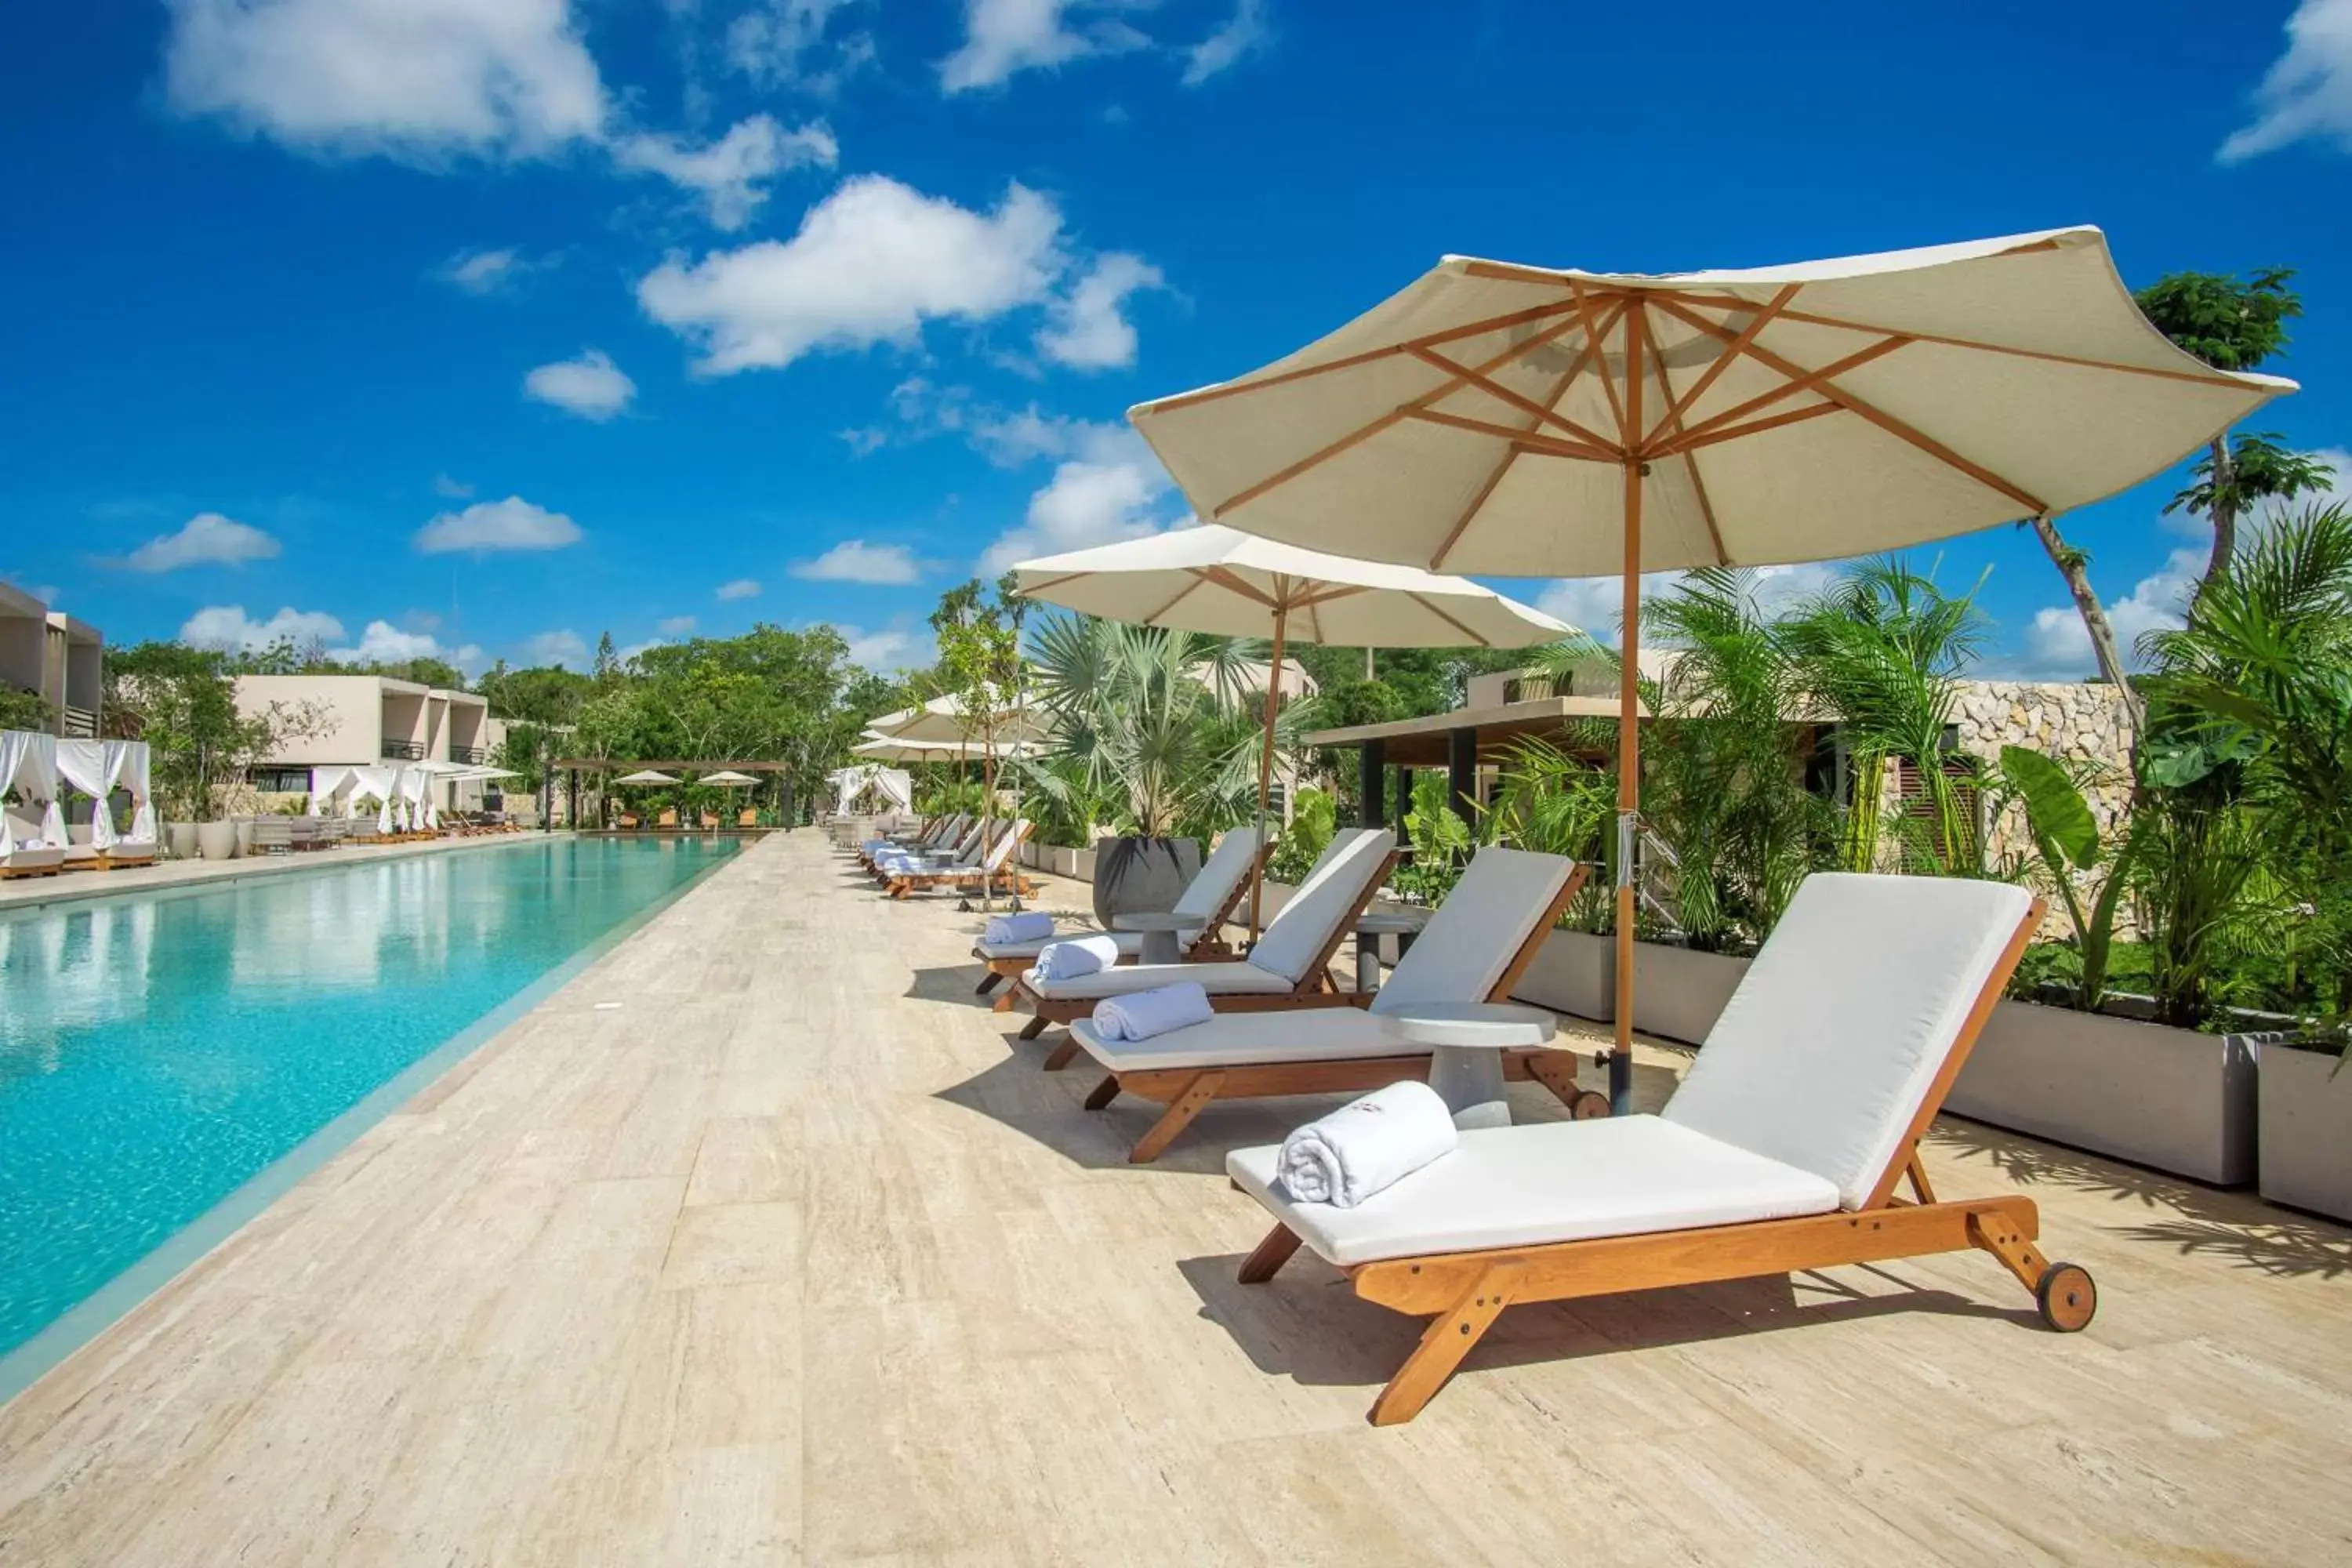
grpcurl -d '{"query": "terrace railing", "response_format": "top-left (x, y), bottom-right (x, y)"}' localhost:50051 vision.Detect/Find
top-left (381, 739), bottom-right (426, 760)
top-left (449, 745), bottom-right (486, 765)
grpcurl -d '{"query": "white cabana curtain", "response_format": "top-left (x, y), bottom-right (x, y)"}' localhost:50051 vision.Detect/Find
top-left (397, 768), bottom-right (429, 832)
top-left (308, 764), bottom-right (359, 817)
top-left (118, 741), bottom-right (157, 844)
top-left (55, 738), bottom-right (129, 849)
top-left (1, 730), bottom-right (64, 848)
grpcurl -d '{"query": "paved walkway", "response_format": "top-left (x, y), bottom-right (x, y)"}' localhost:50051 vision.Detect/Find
top-left (2, 831), bottom-right (2348, 1564)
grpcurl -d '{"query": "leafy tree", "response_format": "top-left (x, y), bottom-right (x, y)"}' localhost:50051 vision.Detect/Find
top-left (930, 579), bottom-right (1033, 905)
top-left (103, 641), bottom-right (327, 820)
top-left (477, 661), bottom-right (593, 725)
top-left (2162, 432), bottom-right (2334, 551)
top-left (0, 686), bottom-right (53, 731)
top-left (2136, 268), bottom-right (2304, 590)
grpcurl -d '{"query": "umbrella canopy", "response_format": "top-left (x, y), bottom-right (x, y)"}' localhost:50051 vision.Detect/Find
top-left (1012, 523), bottom-right (1572, 930)
top-left (699, 769), bottom-right (760, 786)
top-left (850, 734), bottom-right (1036, 765)
top-left (1128, 225), bottom-right (2293, 1108)
top-left (867, 691), bottom-right (1049, 746)
top-left (612, 769), bottom-right (680, 786)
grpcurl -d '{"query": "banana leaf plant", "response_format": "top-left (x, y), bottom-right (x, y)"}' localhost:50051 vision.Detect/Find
top-left (1998, 744), bottom-right (2135, 1012)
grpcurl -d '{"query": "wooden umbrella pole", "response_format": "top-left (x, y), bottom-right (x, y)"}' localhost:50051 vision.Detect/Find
top-left (1247, 597), bottom-right (1290, 941)
top-left (1612, 303), bottom-right (1646, 1114)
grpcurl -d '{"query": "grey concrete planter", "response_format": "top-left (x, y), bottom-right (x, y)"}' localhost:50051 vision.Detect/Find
top-left (1506, 932), bottom-right (1748, 1045)
top-left (1512, 930), bottom-right (1613, 1019)
top-left (1947, 1000), bottom-right (2260, 1185)
top-left (2258, 1042), bottom-right (2352, 1221)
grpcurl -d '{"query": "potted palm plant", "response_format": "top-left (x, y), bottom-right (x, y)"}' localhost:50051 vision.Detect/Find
top-left (1021, 615), bottom-right (1262, 926)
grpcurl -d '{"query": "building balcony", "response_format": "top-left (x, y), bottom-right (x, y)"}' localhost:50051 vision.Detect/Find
top-left (60, 705), bottom-right (97, 739)
top-left (450, 745), bottom-right (487, 766)
top-left (381, 739), bottom-right (426, 760)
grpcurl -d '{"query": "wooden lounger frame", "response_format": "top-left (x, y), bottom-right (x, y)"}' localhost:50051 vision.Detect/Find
top-left (887, 822), bottom-right (1037, 901)
top-left (1238, 896), bottom-right (2097, 1425)
top-left (1087, 864), bottom-right (1599, 1162)
top-left (1010, 851), bottom-right (1403, 1058)
top-left (971, 840), bottom-right (1275, 996)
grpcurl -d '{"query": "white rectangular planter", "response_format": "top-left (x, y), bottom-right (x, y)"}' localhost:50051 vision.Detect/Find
top-left (1512, 930), bottom-right (1613, 1020)
top-left (1505, 933), bottom-right (1748, 1045)
top-left (1947, 1000), bottom-right (2259, 1185)
top-left (2258, 1044), bottom-right (2352, 1221)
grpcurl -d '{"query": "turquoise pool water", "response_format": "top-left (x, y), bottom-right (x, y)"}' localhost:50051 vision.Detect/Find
top-left (0, 837), bottom-right (735, 1381)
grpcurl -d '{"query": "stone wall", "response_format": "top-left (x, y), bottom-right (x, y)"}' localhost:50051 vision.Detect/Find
top-left (1949, 679), bottom-right (2134, 865)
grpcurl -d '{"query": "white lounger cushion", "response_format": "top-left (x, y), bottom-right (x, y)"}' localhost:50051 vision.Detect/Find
top-left (1661, 873), bottom-right (2033, 1210)
top-left (1367, 848), bottom-right (1575, 1017)
top-left (1229, 1116), bottom-right (1840, 1267)
top-left (1235, 828), bottom-right (1395, 984)
top-left (1072, 1007), bottom-right (1416, 1073)
top-left (1027, 960), bottom-right (1295, 1001)
top-left (1171, 826), bottom-right (1263, 921)
top-left (977, 930), bottom-right (1145, 963)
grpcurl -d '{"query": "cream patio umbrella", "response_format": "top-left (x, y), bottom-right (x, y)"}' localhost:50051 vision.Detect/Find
top-left (1126, 225), bottom-right (2294, 1109)
top-left (849, 734), bottom-right (1037, 765)
top-left (1011, 522), bottom-right (1572, 933)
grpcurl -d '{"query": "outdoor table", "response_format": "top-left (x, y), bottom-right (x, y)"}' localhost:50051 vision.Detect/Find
top-left (1111, 909), bottom-right (1203, 966)
top-left (1352, 909), bottom-right (1430, 993)
top-left (1384, 1001), bottom-right (1561, 1130)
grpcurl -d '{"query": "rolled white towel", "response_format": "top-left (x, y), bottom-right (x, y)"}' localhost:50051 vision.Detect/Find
top-left (1276, 1081), bottom-right (1458, 1209)
top-left (1033, 935), bottom-right (1121, 982)
top-left (1089, 982), bottom-right (1214, 1041)
top-left (985, 910), bottom-right (1055, 944)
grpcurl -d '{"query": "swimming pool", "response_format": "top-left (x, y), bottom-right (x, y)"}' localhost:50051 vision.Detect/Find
top-left (0, 836), bottom-right (737, 1388)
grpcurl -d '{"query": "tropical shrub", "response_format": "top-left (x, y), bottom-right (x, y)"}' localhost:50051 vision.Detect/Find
top-left (1266, 785), bottom-right (1335, 884)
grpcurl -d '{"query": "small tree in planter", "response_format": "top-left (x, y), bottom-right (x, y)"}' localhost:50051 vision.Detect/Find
top-left (103, 642), bottom-right (327, 823)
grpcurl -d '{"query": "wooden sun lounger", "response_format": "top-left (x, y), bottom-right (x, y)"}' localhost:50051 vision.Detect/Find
top-left (1080, 860), bottom-right (1599, 1162)
top-left (1231, 881), bottom-right (2091, 1425)
top-left (1011, 840), bottom-right (1400, 1060)
top-left (886, 821), bottom-right (1037, 901)
top-left (971, 837), bottom-right (1272, 997)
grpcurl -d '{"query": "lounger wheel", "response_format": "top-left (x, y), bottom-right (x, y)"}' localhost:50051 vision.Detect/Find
top-left (2034, 1262), bottom-right (2096, 1333)
top-left (1569, 1091), bottom-right (1610, 1120)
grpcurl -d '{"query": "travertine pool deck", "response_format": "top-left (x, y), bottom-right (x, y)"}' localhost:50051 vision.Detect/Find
top-left (2, 830), bottom-right (2348, 1564)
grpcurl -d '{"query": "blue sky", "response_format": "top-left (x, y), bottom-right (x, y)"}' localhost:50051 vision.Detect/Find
top-left (3, 0), bottom-right (2350, 679)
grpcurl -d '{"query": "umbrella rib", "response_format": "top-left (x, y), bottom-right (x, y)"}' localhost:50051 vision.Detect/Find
top-left (1638, 306), bottom-right (1730, 568)
top-left (1649, 292), bottom-right (2262, 390)
top-left (1143, 575), bottom-right (1210, 626)
top-left (1142, 298), bottom-right (1588, 415)
top-left (1404, 345), bottom-right (1620, 452)
top-left (1652, 299), bottom-right (2049, 514)
top-left (1650, 334), bottom-right (1912, 455)
top-left (1573, 285), bottom-right (1630, 439)
top-left (1197, 564), bottom-right (1283, 609)
top-left (1666, 401), bottom-right (1849, 453)
top-left (1406, 408), bottom-right (1616, 460)
top-left (1406, 592), bottom-right (1494, 648)
top-left (1654, 283), bottom-right (1802, 439)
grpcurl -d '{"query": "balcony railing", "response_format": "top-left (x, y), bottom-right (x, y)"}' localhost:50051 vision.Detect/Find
top-left (381, 739), bottom-right (426, 760)
top-left (450, 745), bottom-right (487, 765)
top-left (60, 705), bottom-right (97, 739)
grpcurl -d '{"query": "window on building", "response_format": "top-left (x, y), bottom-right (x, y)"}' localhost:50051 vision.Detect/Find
top-left (249, 767), bottom-right (312, 793)
top-left (1893, 752), bottom-right (1985, 869)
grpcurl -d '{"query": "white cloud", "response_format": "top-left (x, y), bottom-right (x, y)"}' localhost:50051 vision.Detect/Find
top-left (715, 577), bottom-right (763, 600)
top-left (125, 511), bottom-right (281, 572)
top-left (2220, 0), bottom-right (2352, 163)
top-left (521, 629), bottom-right (589, 667)
top-left (978, 425), bottom-right (1175, 574)
top-left (523, 350), bottom-right (636, 420)
top-left (938, 0), bottom-right (1149, 92)
top-left (615, 639), bottom-right (664, 665)
top-left (612, 114), bottom-right (838, 230)
top-left (1181, 0), bottom-right (1268, 85)
top-left (841, 624), bottom-right (932, 670)
top-left (1533, 562), bottom-right (1839, 641)
top-left (1036, 252), bottom-right (1163, 370)
top-left (433, 473), bottom-right (475, 499)
top-left (726, 0), bottom-right (875, 96)
top-left (182, 604), bottom-right (347, 652)
top-left (162, 0), bottom-right (606, 162)
top-left (637, 176), bottom-right (1067, 374)
top-left (2020, 547), bottom-right (2203, 679)
top-left (432, 245), bottom-right (550, 294)
top-left (864, 379), bottom-right (1133, 467)
top-left (793, 539), bottom-right (922, 584)
top-left (656, 614), bottom-right (697, 635)
top-left (414, 495), bottom-right (583, 554)
top-left (330, 619), bottom-right (484, 672)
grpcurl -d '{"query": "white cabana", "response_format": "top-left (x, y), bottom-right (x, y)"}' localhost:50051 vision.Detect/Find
top-left (829, 764), bottom-right (914, 814)
top-left (308, 765), bottom-right (361, 817)
top-left (349, 765), bottom-right (399, 831)
top-left (114, 741), bottom-right (158, 856)
top-left (55, 738), bottom-right (129, 850)
top-left (1, 730), bottom-right (68, 873)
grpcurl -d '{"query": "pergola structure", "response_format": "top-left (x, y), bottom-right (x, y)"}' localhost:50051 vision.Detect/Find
top-left (551, 758), bottom-right (798, 833)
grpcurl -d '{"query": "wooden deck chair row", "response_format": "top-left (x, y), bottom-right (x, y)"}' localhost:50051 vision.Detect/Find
top-left (858, 812), bottom-right (960, 871)
top-left (969, 826), bottom-right (1274, 998)
top-left (1009, 827), bottom-right (1399, 1060)
top-left (1225, 873), bottom-right (2091, 1425)
top-left (1066, 849), bottom-right (1600, 1162)
top-left (886, 818), bottom-right (1037, 900)
top-left (864, 815), bottom-right (976, 880)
